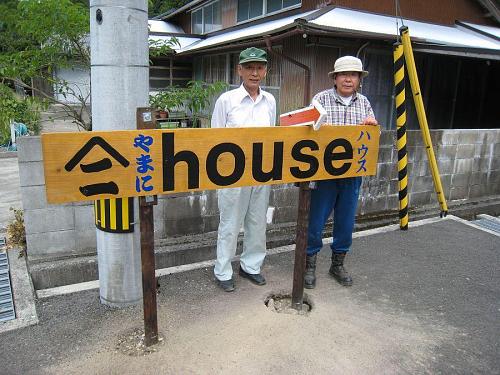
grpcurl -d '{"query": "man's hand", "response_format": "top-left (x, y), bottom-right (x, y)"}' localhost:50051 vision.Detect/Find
top-left (362, 116), bottom-right (378, 126)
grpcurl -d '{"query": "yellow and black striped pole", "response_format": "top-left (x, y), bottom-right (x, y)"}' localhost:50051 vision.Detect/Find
top-left (400, 26), bottom-right (448, 217)
top-left (393, 42), bottom-right (409, 230)
top-left (94, 197), bottom-right (134, 233)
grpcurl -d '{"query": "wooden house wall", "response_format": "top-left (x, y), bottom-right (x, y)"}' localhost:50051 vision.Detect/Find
top-left (171, 0), bottom-right (496, 34)
top-left (301, 0), bottom-right (496, 26)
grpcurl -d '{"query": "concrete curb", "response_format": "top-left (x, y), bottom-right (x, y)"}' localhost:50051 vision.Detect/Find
top-left (0, 249), bottom-right (39, 333)
top-left (0, 151), bottom-right (17, 159)
top-left (477, 213), bottom-right (500, 224)
top-left (36, 239), bottom-right (297, 299)
top-left (446, 215), bottom-right (500, 237)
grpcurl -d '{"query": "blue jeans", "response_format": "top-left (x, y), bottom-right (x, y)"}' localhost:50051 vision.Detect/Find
top-left (307, 177), bottom-right (362, 256)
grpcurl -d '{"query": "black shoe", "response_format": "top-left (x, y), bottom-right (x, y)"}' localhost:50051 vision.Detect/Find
top-left (217, 278), bottom-right (235, 292)
top-left (239, 266), bottom-right (266, 286)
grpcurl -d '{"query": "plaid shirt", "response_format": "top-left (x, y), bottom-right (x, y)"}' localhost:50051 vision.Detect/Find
top-left (313, 88), bottom-right (375, 125)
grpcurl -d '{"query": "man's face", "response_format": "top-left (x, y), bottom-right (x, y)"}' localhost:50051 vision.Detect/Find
top-left (238, 62), bottom-right (267, 91)
top-left (334, 71), bottom-right (361, 96)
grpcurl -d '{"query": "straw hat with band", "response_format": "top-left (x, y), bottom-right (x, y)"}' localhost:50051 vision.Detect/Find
top-left (328, 56), bottom-right (368, 78)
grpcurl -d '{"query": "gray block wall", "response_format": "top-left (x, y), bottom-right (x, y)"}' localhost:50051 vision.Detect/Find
top-left (359, 129), bottom-right (500, 213)
top-left (18, 137), bottom-right (97, 264)
top-left (18, 129), bottom-right (500, 266)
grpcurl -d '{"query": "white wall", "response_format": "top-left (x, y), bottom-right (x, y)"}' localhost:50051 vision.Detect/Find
top-left (53, 65), bottom-right (91, 104)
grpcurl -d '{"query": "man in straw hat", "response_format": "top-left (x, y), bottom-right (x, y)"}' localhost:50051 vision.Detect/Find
top-left (304, 56), bottom-right (378, 289)
top-left (211, 47), bottom-right (276, 292)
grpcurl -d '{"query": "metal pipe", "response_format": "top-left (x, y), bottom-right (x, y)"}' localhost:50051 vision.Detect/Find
top-left (393, 42), bottom-right (409, 230)
top-left (356, 42), bottom-right (370, 58)
top-left (264, 36), bottom-right (311, 108)
top-left (90, 0), bottom-right (149, 306)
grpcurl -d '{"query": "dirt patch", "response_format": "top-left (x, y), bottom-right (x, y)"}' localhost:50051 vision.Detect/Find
top-left (265, 291), bottom-right (312, 315)
top-left (115, 327), bottom-right (165, 356)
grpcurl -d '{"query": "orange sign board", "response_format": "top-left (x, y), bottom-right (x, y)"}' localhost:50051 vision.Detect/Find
top-left (42, 125), bottom-right (380, 204)
top-left (279, 99), bottom-right (327, 130)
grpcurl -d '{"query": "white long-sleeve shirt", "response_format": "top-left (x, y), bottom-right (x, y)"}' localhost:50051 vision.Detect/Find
top-left (211, 84), bottom-right (276, 128)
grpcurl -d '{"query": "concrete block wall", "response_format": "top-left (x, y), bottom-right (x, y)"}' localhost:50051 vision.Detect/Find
top-left (154, 183), bottom-right (300, 238)
top-left (359, 130), bottom-right (500, 214)
top-left (17, 137), bottom-right (96, 263)
top-left (18, 130), bottom-right (500, 265)
top-left (423, 130), bottom-right (499, 204)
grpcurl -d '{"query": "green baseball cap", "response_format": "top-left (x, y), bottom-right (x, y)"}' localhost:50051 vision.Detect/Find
top-left (239, 47), bottom-right (267, 64)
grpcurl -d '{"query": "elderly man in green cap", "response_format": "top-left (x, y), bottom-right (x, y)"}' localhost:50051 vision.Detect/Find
top-left (211, 47), bottom-right (276, 292)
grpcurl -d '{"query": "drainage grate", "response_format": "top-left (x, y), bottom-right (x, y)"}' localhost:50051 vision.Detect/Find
top-left (0, 251), bottom-right (16, 322)
top-left (474, 217), bottom-right (500, 234)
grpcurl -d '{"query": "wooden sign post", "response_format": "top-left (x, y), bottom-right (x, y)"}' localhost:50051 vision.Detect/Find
top-left (279, 104), bottom-right (327, 310)
top-left (137, 108), bottom-right (158, 347)
top-left (139, 194), bottom-right (158, 346)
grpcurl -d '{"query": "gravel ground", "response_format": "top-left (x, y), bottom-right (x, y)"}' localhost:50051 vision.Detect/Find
top-left (1, 218), bottom-right (498, 375)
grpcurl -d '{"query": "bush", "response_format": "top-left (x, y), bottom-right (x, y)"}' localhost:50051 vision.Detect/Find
top-left (149, 86), bottom-right (186, 113)
top-left (7, 207), bottom-right (26, 255)
top-left (0, 84), bottom-right (45, 145)
top-left (149, 81), bottom-right (228, 119)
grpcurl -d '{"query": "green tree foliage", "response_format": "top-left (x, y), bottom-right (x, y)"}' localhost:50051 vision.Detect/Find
top-left (72, 0), bottom-right (89, 7)
top-left (0, 85), bottom-right (46, 146)
top-left (0, 0), bottom-right (181, 132)
top-left (1, 0), bottom-right (90, 82)
top-left (0, 0), bottom-right (91, 129)
top-left (149, 37), bottom-right (180, 60)
top-left (148, 0), bottom-right (190, 17)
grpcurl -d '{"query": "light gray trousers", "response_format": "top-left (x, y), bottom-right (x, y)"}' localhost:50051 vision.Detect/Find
top-left (214, 185), bottom-right (271, 281)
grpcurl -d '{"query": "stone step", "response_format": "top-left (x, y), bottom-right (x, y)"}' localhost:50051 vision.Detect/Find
top-left (40, 105), bottom-right (90, 132)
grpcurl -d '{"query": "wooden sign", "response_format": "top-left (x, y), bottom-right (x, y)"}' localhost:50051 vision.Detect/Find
top-left (42, 125), bottom-right (380, 203)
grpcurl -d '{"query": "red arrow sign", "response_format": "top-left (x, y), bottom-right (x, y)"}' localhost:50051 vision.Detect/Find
top-left (279, 99), bottom-right (327, 130)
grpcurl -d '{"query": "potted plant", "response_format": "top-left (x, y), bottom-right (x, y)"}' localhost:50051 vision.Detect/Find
top-left (149, 86), bottom-right (186, 119)
top-left (184, 81), bottom-right (227, 127)
top-left (149, 81), bottom-right (227, 127)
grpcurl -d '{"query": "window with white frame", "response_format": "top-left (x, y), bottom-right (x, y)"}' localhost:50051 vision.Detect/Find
top-left (237, 0), bottom-right (301, 23)
top-left (191, 1), bottom-right (222, 34)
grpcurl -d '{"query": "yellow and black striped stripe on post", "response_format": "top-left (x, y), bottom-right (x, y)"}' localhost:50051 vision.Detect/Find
top-left (94, 197), bottom-right (134, 233)
top-left (394, 43), bottom-right (409, 230)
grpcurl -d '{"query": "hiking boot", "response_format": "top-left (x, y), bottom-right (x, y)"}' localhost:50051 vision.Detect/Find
top-left (329, 252), bottom-right (353, 286)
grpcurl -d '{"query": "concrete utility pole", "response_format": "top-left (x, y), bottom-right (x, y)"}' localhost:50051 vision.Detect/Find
top-left (90, 0), bottom-right (149, 306)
